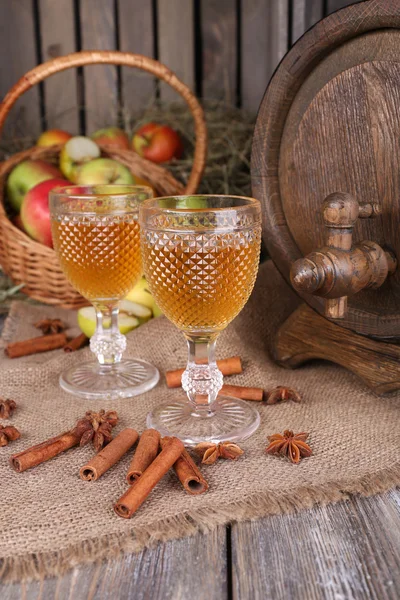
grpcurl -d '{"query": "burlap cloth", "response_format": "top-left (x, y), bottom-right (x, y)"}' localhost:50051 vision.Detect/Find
top-left (0, 261), bottom-right (399, 582)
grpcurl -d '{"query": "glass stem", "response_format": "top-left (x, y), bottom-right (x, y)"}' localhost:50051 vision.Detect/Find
top-left (90, 302), bottom-right (126, 365)
top-left (181, 334), bottom-right (223, 414)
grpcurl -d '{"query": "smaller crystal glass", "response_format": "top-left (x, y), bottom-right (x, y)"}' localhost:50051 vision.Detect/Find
top-left (140, 195), bottom-right (262, 446)
top-left (50, 184), bottom-right (159, 399)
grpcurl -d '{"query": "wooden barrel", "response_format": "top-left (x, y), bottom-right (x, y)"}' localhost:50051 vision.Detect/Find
top-left (251, 0), bottom-right (400, 338)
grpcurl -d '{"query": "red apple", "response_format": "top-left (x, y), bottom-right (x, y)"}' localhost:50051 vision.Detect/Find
top-left (6, 159), bottom-right (63, 213)
top-left (91, 127), bottom-right (130, 150)
top-left (37, 129), bottom-right (73, 147)
top-left (132, 122), bottom-right (183, 163)
top-left (20, 178), bottom-right (69, 247)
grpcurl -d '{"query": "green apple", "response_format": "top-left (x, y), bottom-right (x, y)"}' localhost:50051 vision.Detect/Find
top-left (125, 277), bottom-right (163, 317)
top-left (76, 158), bottom-right (134, 185)
top-left (176, 196), bottom-right (208, 209)
top-left (91, 184), bottom-right (137, 195)
top-left (156, 196), bottom-right (208, 210)
top-left (77, 299), bottom-right (151, 337)
top-left (59, 136), bottom-right (100, 182)
top-left (6, 159), bottom-right (62, 212)
top-left (152, 303), bottom-right (163, 318)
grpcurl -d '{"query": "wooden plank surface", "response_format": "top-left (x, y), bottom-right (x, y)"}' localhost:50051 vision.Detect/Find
top-left (1, 527), bottom-right (227, 600)
top-left (1, 490), bottom-right (399, 599)
top-left (291, 0), bottom-right (323, 43)
top-left (118, 0), bottom-right (155, 123)
top-left (80, 0), bottom-right (118, 134)
top-left (0, 0), bottom-right (41, 141)
top-left (201, 0), bottom-right (237, 104)
top-left (38, 0), bottom-right (79, 134)
top-left (231, 489), bottom-right (400, 600)
top-left (241, 0), bottom-right (289, 113)
top-left (157, 0), bottom-right (195, 102)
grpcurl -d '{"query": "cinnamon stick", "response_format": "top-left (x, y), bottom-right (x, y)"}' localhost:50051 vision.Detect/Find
top-left (219, 384), bottom-right (264, 402)
top-left (64, 333), bottom-right (89, 353)
top-left (126, 428), bottom-right (161, 484)
top-left (80, 428), bottom-right (139, 481)
top-left (10, 431), bottom-right (80, 472)
top-left (165, 356), bottom-right (242, 388)
top-left (115, 436), bottom-right (184, 519)
top-left (5, 333), bottom-right (68, 358)
top-left (161, 437), bottom-right (208, 495)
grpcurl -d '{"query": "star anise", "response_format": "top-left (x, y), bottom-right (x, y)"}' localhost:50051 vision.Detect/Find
top-left (194, 441), bottom-right (244, 465)
top-left (0, 424), bottom-right (20, 446)
top-left (34, 318), bottom-right (66, 335)
top-left (0, 398), bottom-right (17, 419)
top-left (266, 430), bottom-right (312, 464)
top-left (266, 386), bottom-right (302, 404)
top-left (71, 409), bottom-right (118, 452)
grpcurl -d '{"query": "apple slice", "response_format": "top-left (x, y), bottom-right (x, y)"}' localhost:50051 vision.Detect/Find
top-left (119, 299), bottom-right (152, 324)
top-left (78, 306), bottom-right (139, 338)
top-left (125, 277), bottom-right (163, 317)
top-left (60, 136), bottom-right (100, 182)
top-left (125, 277), bottom-right (154, 310)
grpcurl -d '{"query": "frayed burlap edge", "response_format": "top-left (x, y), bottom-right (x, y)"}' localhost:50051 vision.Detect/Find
top-left (1, 463), bottom-right (399, 583)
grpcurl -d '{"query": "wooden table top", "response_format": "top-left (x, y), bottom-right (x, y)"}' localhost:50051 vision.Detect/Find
top-left (0, 315), bottom-right (399, 599)
top-left (1, 490), bottom-right (399, 600)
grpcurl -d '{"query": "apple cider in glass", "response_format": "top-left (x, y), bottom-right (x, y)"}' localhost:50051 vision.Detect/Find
top-left (139, 195), bottom-right (262, 446)
top-left (142, 229), bottom-right (260, 333)
top-left (49, 184), bottom-right (160, 400)
top-left (51, 214), bottom-right (141, 302)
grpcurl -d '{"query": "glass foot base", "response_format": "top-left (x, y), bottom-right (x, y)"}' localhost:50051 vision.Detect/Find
top-left (60, 359), bottom-right (160, 400)
top-left (147, 395), bottom-right (260, 447)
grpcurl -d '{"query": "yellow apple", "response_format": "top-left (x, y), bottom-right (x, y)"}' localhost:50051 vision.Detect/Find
top-left (37, 129), bottom-right (72, 147)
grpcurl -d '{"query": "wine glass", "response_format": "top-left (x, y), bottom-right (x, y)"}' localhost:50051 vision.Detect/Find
top-left (50, 184), bottom-right (160, 399)
top-left (140, 195), bottom-right (261, 445)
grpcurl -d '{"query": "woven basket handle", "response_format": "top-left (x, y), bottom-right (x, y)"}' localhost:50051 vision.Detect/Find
top-left (0, 51), bottom-right (207, 194)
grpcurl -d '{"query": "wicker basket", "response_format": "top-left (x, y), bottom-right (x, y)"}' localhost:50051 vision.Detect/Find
top-left (0, 51), bottom-right (207, 309)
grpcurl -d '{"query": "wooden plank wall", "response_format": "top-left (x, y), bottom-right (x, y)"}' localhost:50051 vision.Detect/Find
top-left (0, 0), bottom-right (359, 140)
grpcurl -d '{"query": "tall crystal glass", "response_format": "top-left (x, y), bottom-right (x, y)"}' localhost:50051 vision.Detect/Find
top-left (140, 195), bottom-right (261, 445)
top-left (50, 184), bottom-right (159, 399)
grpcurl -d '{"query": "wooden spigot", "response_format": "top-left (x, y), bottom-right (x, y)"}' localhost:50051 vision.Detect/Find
top-left (290, 192), bottom-right (397, 319)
